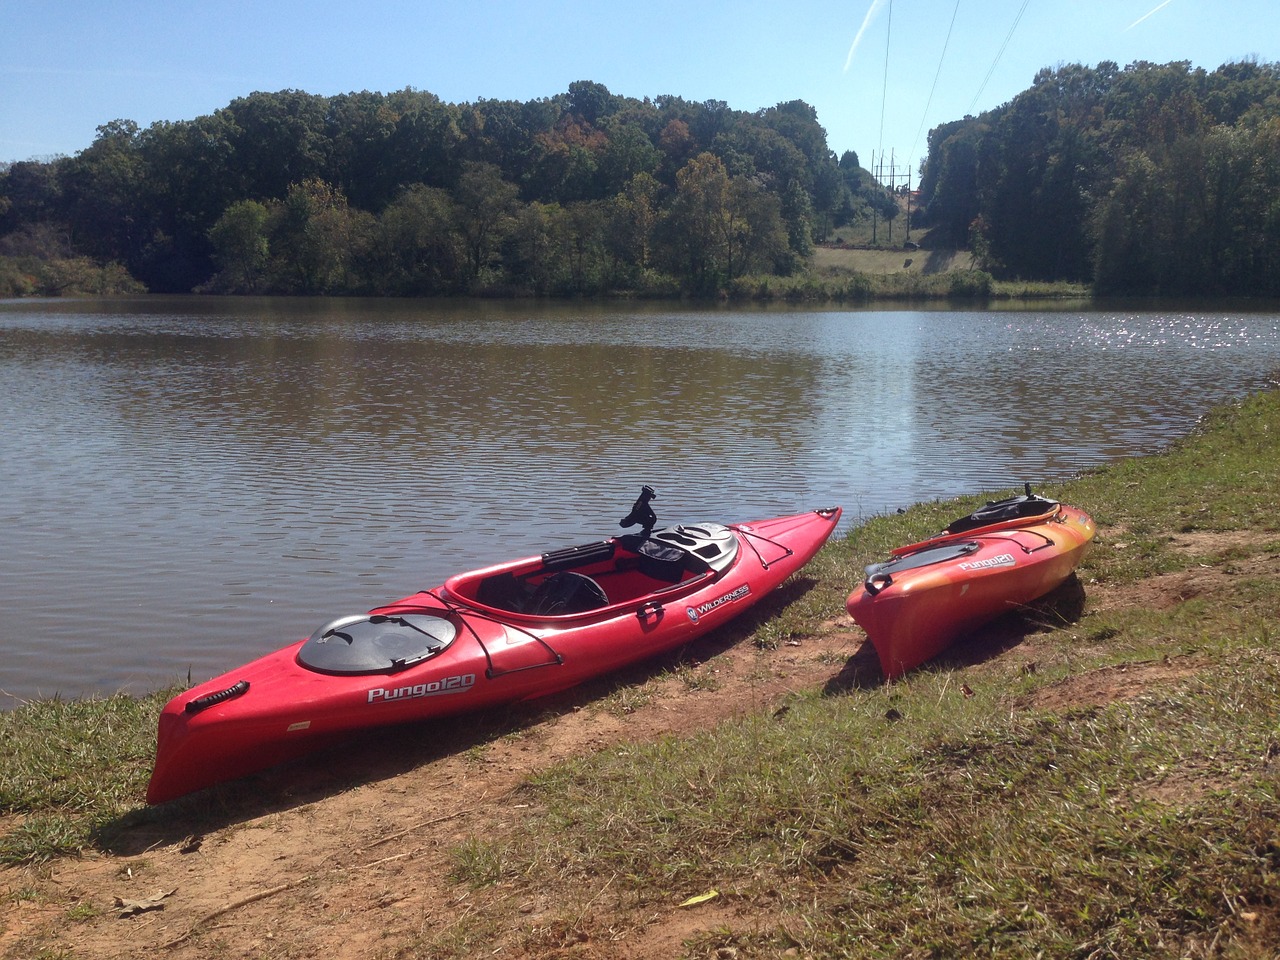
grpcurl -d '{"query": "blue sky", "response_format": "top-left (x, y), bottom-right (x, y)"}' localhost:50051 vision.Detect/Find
top-left (3, 1), bottom-right (1277, 177)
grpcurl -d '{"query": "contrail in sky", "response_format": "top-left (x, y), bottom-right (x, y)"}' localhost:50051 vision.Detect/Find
top-left (1126, 0), bottom-right (1174, 30)
top-left (844, 0), bottom-right (888, 72)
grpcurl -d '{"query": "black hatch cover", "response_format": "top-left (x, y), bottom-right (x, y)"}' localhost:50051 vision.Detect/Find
top-left (297, 613), bottom-right (458, 675)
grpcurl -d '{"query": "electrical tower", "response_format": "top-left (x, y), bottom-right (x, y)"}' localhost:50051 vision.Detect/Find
top-left (870, 150), bottom-right (913, 245)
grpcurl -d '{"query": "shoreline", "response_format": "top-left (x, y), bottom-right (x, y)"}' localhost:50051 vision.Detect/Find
top-left (3, 387), bottom-right (1280, 957)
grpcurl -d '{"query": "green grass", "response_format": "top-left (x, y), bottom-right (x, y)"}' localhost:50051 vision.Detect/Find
top-left (799, 229), bottom-right (1091, 304)
top-left (415, 390), bottom-right (1280, 957)
top-left (6, 391), bottom-right (1280, 957)
top-left (730, 267), bottom-right (1091, 305)
top-left (0, 688), bottom-right (178, 864)
top-left (505, 666), bottom-right (1280, 956)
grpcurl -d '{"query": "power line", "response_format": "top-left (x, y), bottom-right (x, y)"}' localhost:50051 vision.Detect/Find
top-left (878, 0), bottom-right (894, 158)
top-left (969, 0), bottom-right (1032, 113)
top-left (910, 0), bottom-right (962, 164)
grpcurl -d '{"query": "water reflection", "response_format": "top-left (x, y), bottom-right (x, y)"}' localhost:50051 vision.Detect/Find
top-left (2, 297), bottom-right (1278, 701)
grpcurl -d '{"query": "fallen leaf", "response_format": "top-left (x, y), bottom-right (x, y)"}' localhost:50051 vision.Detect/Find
top-left (679, 889), bottom-right (719, 908)
top-left (114, 889), bottom-right (176, 918)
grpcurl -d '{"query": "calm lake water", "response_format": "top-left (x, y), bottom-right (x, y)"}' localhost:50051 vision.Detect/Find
top-left (3, 296), bottom-right (1279, 703)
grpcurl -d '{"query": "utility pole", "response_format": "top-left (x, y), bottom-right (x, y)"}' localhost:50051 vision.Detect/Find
top-left (886, 149), bottom-right (895, 245)
top-left (905, 166), bottom-right (912, 243)
top-left (871, 150), bottom-right (878, 245)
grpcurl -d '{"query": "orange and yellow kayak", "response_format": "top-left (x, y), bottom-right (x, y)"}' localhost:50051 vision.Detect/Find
top-left (847, 492), bottom-right (1095, 679)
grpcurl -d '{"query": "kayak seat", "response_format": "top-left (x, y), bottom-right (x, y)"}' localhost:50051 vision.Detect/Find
top-left (476, 572), bottom-right (532, 612)
top-left (946, 487), bottom-right (1059, 535)
top-left (527, 571), bottom-right (610, 616)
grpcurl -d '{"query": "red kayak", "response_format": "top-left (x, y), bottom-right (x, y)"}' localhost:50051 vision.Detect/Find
top-left (146, 492), bottom-right (841, 804)
top-left (846, 488), bottom-right (1094, 679)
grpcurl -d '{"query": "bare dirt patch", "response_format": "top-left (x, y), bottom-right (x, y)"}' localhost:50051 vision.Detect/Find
top-left (1095, 529), bottom-right (1279, 613)
top-left (1015, 656), bottom-right (1208, 713)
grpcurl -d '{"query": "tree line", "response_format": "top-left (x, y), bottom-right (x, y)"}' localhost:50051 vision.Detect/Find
top-left (7, 63), bottom-right (1280, 299)
top-left (0, 84), bottom-right (887, 297)
top-left (918, 59), bottom-right (1280, 297)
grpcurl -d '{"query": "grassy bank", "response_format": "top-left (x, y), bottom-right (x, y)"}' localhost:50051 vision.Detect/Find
top-left (4, 391), bottom-right (1280, 956)
top-left (431, 391), bottom-right (1280, 958)
top-left (0, 689), bottom-right (177, 864)
top-left (723, 266), bottom-right (1089, 304)
top-left (723, 241), bottom-right (1090, 303)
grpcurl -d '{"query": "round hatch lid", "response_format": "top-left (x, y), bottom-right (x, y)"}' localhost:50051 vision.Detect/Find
top-left (297, 613), bottom-right (458, 675)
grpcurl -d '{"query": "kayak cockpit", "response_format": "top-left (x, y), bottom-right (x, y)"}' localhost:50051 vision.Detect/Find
top-left (443, 522), bottom-right (741, 619)
top-left (944, 485), bottom-right (1059, 535)
top-left (890, 484), bottom-right (1062, 556)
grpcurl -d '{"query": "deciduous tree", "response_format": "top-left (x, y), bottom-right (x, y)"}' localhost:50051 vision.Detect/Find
top-left (206, 199), bottom-right (270, 293)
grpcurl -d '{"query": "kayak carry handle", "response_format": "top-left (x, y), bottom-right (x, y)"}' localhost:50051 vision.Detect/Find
top-left (864, 573), bottom-right (893, 596)
top-left (637, 600), bottom-right (664, 622)
top-left (185, 679), bottom-right (250, 714)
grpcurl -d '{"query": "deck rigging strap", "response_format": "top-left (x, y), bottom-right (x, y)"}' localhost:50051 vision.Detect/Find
top-left (977, 527), bottom-right (1057, 552)
top-left (412, 590), bottom-right (565, 680)
top-left (733, 525), bottom-right (795, 571)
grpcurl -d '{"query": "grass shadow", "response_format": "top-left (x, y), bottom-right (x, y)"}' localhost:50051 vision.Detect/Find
top-left (936, 574), bottom-right (1088, 672)
top-left (821, 641), bottom-right (885, 694)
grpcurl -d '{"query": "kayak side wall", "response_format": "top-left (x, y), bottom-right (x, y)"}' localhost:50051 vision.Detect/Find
top-left (849, 507), bottom-right (1094, 678)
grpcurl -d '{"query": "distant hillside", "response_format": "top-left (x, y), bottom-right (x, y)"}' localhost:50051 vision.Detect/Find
top-left (7, 60), bottom-right (1279, 299)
